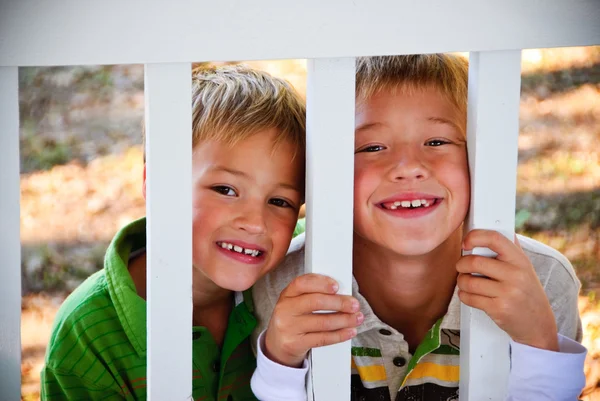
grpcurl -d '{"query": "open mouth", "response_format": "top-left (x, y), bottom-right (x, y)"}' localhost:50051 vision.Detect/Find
top-left (216, 241), bottom-right (264, 258)
top-left (380, 198), bottom-right (441, 210)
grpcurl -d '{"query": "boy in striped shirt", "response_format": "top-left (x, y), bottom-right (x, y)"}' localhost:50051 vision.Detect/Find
top-left (251, 55), bottom-right (587, 400)
top-left (41, 64), bottom-right (306, 400)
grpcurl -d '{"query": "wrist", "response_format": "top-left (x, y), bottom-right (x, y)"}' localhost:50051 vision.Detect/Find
top-left (264, 330), bottom-right (305, 368)
top-left (513, 333), bottom-right (559, 352)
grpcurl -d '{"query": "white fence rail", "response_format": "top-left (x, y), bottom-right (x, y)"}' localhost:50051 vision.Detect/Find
top-left (0, 66), bottom-right (21, 401)
top-left (305, 58), bottom-right (356, 400)
top-left (0, 1), bottom-right (599, 400)
top-left (459, 50), bottom-right (522, 400)
top-left (144, 63), bottom-right (194, 400)
top-left (1, 0), bottom-right (599, 66)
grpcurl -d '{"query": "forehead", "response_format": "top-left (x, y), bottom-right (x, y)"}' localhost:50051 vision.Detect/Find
top-left (193, 129), bottom-right (304, 185)
top-left (356, 86), bottom-right (464, 133)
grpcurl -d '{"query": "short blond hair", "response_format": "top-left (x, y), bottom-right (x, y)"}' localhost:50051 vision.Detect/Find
top-left (191, 64), bottom-right (305, 156)
top-left (356, 54), bottom-right (469, 131)
top-left (142, 64), bottom-right (305, 160)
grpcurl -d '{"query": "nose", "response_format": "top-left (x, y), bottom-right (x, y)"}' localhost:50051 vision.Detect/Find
top-left (387, 147), bottom-right (429, 182)
top-left (233, 201), bottom-right (267, 235)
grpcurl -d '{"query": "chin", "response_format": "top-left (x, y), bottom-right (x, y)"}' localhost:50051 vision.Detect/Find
top-left (388, 239), bottom-right (440, 257)
top-left (215, 276), bottom-right (257, 292)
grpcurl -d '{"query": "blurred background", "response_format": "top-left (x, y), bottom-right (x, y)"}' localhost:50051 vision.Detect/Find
top-left (18, 48), bottom-right (599, 400)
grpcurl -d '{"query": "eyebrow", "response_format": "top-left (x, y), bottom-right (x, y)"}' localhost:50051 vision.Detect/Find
top-left (210, 166), bottom-right (300, 192)
top-left (355, 122), bottom-right (384, 134)
top-left (211, 166), bottom-right (250, 178)
top-left (426, 116), bottom-right (462, 131)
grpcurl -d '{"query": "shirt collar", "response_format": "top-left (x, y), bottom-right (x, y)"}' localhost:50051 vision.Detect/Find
top-left (353, 276), bottom-right (396, 335)
top-left (440, 286), bottom-right (461, 331)
top-left (105, 217), bottom-right (148, 357)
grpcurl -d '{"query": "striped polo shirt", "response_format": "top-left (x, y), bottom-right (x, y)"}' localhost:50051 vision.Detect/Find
top-left (252, 232), bottom-right (582, 401)
top-left (348, 286), bottom-right (463, 400)
top-left (41, 217), bottom-right (258, 401)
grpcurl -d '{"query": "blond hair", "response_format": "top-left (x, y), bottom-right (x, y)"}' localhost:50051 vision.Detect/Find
top-left (191, 64), bottom-right (305, 155)
top-left (142, 64), bottom-right (305, 160)
top-left (356, 54), bottom-right (469, 130)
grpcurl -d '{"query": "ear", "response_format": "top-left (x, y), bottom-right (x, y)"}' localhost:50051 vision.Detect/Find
top-left (142, 163), bottom-right (147, 200)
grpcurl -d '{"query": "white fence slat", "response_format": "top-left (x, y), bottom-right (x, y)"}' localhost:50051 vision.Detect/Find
top-left (0, 66), bottom-right (21, 401)
top-left (305, 58), bottom-right (355, 401)
top-left (1, 0), bottom-right (599, 67)
top-left (459, 50), bottom-right (522, 400)
top-left (145, 63), bottom-right (193, 401)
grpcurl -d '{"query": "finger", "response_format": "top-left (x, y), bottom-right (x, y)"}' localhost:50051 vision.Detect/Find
top-left (298, 328), bottom-right (357, 350)
top-left (293, 311), bottom-right (364, 334)
top-left (463, 229), bottom-right (527, 266)
top-left (282, 273), bottom-right (339, 298)
top-left (456, 273), bottom-right (502, 298)
top-left (456, 254), bottom-right (516, 281)
top-left (513, 234), bottom-right (524, 251)
top-left (291, 293), bottom-right (359, 315)
top-left (457, 290), bottom-right (495, 314)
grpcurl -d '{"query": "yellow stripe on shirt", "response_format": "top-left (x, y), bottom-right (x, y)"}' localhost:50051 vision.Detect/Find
top-left (351, 358), bottom-right (387, 382)
top-left (404, 362), bottom-right (460, 384)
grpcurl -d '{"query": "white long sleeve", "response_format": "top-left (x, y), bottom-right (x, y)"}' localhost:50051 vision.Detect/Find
top-left (506, 334), bottom-right (587, 401)
top-left (251, 331), bottom-right (309, 401)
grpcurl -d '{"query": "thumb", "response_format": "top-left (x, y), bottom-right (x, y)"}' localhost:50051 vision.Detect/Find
top-left (513, 234), bottom-right (523, 250)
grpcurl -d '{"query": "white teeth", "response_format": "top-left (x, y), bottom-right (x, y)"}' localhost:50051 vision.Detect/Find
top-left (218, 242), bottom-right (262, 257)
top-left (385, 199), bottom-right (436, 209)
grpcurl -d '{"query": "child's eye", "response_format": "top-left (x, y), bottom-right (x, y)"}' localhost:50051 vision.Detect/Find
top-left (426, 139), bottom-right (451, 147)
top-left (212, 186), bottom-right (237, 196)
top-left (269, 198), bottom-right (292, 208)
top-left (356, 144), bottom-right (386, 153)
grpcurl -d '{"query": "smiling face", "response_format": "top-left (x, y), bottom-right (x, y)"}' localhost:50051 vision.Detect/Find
top-left (191, 128), bottom-right (304, 292)
top-left (353, 86), bottom-right (470, 257)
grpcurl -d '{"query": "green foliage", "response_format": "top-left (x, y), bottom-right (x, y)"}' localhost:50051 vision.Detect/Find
top-left (22, 243), bottom-right (107, 293)
top-left (293, 218), bottom-right (306, 237)
top-left (20, 122), bottom-right (72, 172)
top-left (515, 209), bottom-right (532, 231)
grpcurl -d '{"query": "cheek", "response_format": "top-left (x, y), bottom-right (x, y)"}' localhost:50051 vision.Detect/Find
top-left (437, 158), bottom-right (471, 214)
top-left (266, 213), bottom-right (296, 256)
top-left (352, 165), bottom-right (382, 237)
top-left (353, 164), bottom-right (381, 205)
top-left (192, 194), bottom-right (229, 243)
top-left (192, 193), bottom-right (209, 228)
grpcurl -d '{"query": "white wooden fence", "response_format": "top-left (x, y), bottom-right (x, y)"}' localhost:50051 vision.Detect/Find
top-left (1, 1), bottom-right (599, 400)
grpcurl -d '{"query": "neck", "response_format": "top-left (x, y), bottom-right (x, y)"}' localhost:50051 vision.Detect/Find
top-left (353, 228), bottom-right (462, 352)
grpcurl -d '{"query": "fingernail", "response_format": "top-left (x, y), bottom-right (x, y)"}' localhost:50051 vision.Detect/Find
top-left (349, 328), bottom-right (358, 338)
top-left (356, 312), bottom-right (364, 324)
top-left (331, 282), bottom-right (339, 293)
top-left (351, 300), bottom-right (360, 312)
